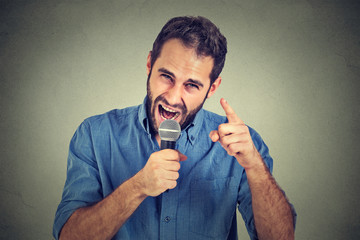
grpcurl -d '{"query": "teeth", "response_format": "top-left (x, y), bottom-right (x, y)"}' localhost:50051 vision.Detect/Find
top-left (171, 113), bottom-right (180, 120)
top-left (162, 105), bottom-right (177, 113)
top-left (160, 104), bottom-right (180, 120)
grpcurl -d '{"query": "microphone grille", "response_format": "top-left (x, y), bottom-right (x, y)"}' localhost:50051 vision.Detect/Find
top-left (159, 119), bottom-right (181, 141)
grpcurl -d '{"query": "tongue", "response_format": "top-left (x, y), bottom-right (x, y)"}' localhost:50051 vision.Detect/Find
top-left (163, 109), bottom-right (176, 119)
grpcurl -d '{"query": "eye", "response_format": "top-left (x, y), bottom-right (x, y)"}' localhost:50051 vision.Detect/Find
top-left (185, 83), bottom-right (199, 90)
top-left (161, 74), bottom-right (173, 81)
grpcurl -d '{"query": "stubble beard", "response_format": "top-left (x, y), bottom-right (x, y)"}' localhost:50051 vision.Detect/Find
top-left (146, 71), bottom-right (208, 135)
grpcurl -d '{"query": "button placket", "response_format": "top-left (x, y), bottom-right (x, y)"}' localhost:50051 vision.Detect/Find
top-left (159, 188), bottom-right (178, 239)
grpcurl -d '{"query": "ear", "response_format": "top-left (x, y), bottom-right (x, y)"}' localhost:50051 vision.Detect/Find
top-left (146, 51), bottom-right (152, 76)
top-left (207, 76), bottom-right (222, 99)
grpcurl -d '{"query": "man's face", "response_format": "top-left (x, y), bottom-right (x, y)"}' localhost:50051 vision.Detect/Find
top-left (146, 38), bottom-right (221, 134)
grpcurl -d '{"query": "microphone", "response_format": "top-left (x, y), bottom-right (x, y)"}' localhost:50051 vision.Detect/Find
top-left (159, 119), bottom-right (181, 150)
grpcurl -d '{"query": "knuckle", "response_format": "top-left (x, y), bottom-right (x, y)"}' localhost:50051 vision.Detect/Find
top-left (174, 162), bottom-right (181, 171)
top-left (220, 136), bottom-right (228, 146)
top-left (219, 140), bottom-right (227, 149)
top-left (226, 149), bottom-right (235, 156)
top-left (169, 181), bottom-right (177, 189)
top-left (228, 144), bottom-right (237, 153)
top-left (243, 125), bottom-right (250, 133)
top-left (162, 149), bottom-right (173, 157)
top-left (229, 144), bottom-right (241, 156)
top-left (168, 150), bottom-right (178, 159)
top-left (150, 151), bottom-right (159, 159)
top-left (218, 124), bottom-right (226, 133)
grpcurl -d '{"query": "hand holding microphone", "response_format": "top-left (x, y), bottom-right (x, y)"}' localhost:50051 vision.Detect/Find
top-left (139, 120), bottom-right (186, 197)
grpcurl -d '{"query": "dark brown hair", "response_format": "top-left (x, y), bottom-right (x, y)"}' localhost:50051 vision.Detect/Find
top-left (150, 16), bottom-right (227, 84)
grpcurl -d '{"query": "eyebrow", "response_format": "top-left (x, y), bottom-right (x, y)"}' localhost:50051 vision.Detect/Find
top-left (158, 68), bottom-right (175, 78)
top-left (158, 67), bottom-right (204, 88)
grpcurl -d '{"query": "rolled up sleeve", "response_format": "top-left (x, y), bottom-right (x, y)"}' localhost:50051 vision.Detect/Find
top-left (53, 120), bottom-right (103, 239)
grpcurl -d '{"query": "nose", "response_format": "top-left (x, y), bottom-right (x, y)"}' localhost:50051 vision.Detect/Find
top-left (166, 84), bottom-right (183, 106)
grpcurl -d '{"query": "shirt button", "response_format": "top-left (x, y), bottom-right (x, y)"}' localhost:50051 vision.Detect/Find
top-left (191, 135), bottom-right (195, 141)
top-left (164, 216), bottom-right (171, 223)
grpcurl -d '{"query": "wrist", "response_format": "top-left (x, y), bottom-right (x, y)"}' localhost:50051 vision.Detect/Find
top-left (130, 169), bottom-right (148, 198)
top-left (243, 153), bottom-right (269, 181)
top-left (242, 151), bottom-right (263, 170)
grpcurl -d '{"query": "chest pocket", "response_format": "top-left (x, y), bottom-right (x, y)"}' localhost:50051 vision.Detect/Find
top-left (189, 176), bottom-right (240, 239)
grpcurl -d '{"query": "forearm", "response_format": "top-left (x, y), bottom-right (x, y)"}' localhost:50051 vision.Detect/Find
top-left (246, 154), bottom-right (294, 240)
top-left (59, 172), bottom-right (147, 240)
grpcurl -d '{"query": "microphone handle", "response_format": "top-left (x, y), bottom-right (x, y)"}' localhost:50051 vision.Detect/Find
top-left (161, 140), bottom-right (176, 150)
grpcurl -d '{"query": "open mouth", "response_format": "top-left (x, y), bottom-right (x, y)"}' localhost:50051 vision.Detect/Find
top-left (159, 104), bottom-right (180, 120)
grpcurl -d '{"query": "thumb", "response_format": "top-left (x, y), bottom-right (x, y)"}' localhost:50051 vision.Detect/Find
top-left (209, 130), bottom-right (220, 142)
top-left (179, 153), bottom-right (188, 161)
top-left (175, 150), bottom-right (188, 161)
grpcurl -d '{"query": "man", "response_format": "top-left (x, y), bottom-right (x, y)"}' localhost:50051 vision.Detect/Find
top-left (53, 16), bottom-right (296, 240)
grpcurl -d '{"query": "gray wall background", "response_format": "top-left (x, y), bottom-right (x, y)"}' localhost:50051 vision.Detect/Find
top-left (1, 0), bottom-right (359, 239)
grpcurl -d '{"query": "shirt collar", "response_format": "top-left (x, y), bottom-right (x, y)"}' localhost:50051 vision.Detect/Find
top-left (137, 96), bottom-right (204, 144)
top-left (138, 97), bottom-right (150, 134)
top-left (183, 107), bottom-right (204, 145)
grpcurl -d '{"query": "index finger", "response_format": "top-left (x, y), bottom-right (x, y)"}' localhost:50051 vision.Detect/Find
top-left (160, 149), bottom-right (188, 161)
top-left (220, 98), bottom-right (244, 124)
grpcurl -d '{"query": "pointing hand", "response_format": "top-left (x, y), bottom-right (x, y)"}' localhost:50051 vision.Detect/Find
top-left (209, 98), bottom-right (261, 170)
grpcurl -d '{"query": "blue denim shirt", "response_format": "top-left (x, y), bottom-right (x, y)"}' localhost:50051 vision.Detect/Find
top-left (53, 98), bottom-right (285, 240)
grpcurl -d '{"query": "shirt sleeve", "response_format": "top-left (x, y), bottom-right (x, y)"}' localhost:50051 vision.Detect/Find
top-left (53, 120), bottom-right (103, 239)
